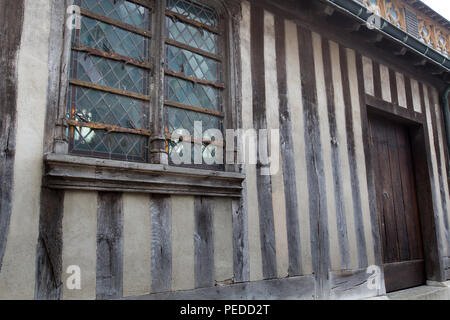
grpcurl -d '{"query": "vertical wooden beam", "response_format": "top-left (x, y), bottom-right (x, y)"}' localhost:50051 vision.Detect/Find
top-left (404, 75), bottom-right (414, 112)
top-left (372, 60), bottom-right (382, 100)
top-left (0, 0), bottom-right (25, 271)
top-left (410, 86), bottom-right (446, 281)
top-left (341, 46), bottom-right (369, 269)
top-left (355, 53), bottom-right (384, 271)
top-left (297, 25), bottom-right (330, 299)
top-left (250, 4), bottom-right (277, 280)
top-left (150, 194), bottom-right (172, 293)
top-left (389, 68), bottom-right (399, 106)
top-left (35, 188), bottom-right (64, 300)
top-left (96, 192), bottom-right (123, 300)
top-left (194, 197), bottom-right (214, 288)
top-left (149, 0), bottom-right (168, 164)
top-left (322, 39), bottom-right (350, 271)
top-left (232, 198), bottom-right (249, 283)
top-left (428, 87), bottom-right (450, 255)
top-left (274, 16), bottom-right (302, 277)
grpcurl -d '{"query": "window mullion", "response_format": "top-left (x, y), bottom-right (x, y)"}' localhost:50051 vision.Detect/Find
top-left (149, 0), bottom-right (169, 164)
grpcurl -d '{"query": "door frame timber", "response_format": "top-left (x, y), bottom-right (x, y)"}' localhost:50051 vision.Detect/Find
top-left (364, 93), bottom-right (447, 284)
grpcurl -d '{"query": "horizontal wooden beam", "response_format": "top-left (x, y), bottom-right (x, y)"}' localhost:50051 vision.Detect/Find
top-left (66, 120), bottom-right (152, 136)
top-left (81, 8), bottom-right (151, 38)
top-left (72, 44), bottom-right (151, 70)
top-left (165, 100), bottom-right (224, 118)
top-left (69, 79), bottom-right (151, 101)
top-left (123, 275), bottom-right (316, 300)
top-left (44, 153), bottom-right (244, 198)
top-left (165, 10), bottom-right (220, 35)
top-left (165, 38), bottom-right (222, 62)
top-left (165, 69), bottom-right (225, 89)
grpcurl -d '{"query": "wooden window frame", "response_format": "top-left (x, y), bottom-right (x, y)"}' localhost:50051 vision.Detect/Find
top-left (43, 0), bottom-right (244, 197)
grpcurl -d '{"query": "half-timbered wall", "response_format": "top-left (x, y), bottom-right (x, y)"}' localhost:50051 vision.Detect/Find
top-left (0, 0), bottom-right (449, 300)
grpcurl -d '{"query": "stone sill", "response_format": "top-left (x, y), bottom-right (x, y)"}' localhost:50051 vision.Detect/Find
top-left (43, 153), bottom-right (245, 197)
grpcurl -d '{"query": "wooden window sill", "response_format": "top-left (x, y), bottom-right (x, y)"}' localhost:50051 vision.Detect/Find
top-left (43, 153), bottom-right (244, 197)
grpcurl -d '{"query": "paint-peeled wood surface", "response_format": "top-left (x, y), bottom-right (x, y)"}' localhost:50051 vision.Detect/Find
top-left (171, 196), bottom-right (195, 291)
top-left (123, 193), bottom-right (151, 297)
top-left (62, 191), bottom-right (97, 300)
top-left (0, 0), bottom-right (50, 299)
top-left (213, 198), bottom-right (233, 283)
top-left (240, 0), bottom-right (263, 282)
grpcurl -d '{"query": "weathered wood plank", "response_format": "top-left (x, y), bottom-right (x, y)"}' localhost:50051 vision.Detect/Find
top-left (250, 4), bottom-right (277, 280)
top-left (322, 38), bottom-right (350, 271)
top-left (404, 75), bottom-right (414, 112)
top-left (96, 192), bottom-right (123, 300)
top-left (428, 86), bottom-right (450, 255)
top-left (416, 83), bottom-right (447, 281)
top-left (298, 25), bottom-right (330, 299)
top-left (265, 11), bottom-right (289, 279)
top-left (194, 197), bottom-right (214, 288)
top-left (44, 153), bottom-right (245, 198)
top-left (372, 60), bottom-right (382, 100)
top-left (126, 275), bottom-right (316, 300)
top-left (240, 0), bottom-right (263, 282)
top-left (341, 46), bottom-right (367, 269)
top-left (389, 68), bottom-right (399, 106)
top-left (232, 198), bottom-right (249, 283)
top-left (0, 0), bottom-right (24, 271)
top-left (355, 53), bottom-right (383, 270)
top-left (274, 16), bottom-right (302, 276)
top-left (35, 188), bottom-right (64, 300)
top-left (150, 194), bottom-right (172, 293)
top-left (285, 20), bottom-right (312, 275)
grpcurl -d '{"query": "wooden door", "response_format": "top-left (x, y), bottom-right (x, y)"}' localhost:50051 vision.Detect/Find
top-left (368, 114), bottom-right (425, 292)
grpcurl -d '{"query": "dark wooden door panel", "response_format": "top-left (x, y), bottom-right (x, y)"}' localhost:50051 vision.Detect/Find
top-left (369, 114), bottom-right (425, 292)
top-left (383, 260), bottom-right (425, 292)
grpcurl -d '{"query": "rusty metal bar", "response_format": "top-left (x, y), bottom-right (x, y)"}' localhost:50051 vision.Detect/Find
top-left (165, 10), bottom-right (220, 35)
top-left (164, 100), bottom-right (224, 118)
top-left (164, 69), bottom-right (225, 89)
top-left (67, 119), bottom-right (152, 136)
top-left (69, 79), bottom-right (151, 101)
top-left (80, 8), bottom-right (152, 38)
top-left (72, 44), bottom-right (151, 70)
top-left (165, 38), bottom-right (221, 62)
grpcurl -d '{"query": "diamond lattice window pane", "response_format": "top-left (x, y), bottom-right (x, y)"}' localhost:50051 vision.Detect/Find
top-left (166, 76), bottom-right (220, 111)
top-left (67, 86), bottom-right (148, 129)
top-left (166, 106), bottom-right (221, 136)
top-left (166, 44), bottom-right (220, 82)
top-left (166, 16), bottom-right (217, 54)
top-left (71, 53), bottom-right (149, 94)
top-left (80, 0), bottom-right (151, 29)
top-left (78, 16), bottom-right (149, 60)
top-left (71, 127), bottom-right (148, 162)
top-left (166, 0), bottom-right (218, 29)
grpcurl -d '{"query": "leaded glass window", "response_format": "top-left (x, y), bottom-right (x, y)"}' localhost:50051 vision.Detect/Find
top-left (165, 0), bottom-right (224, 169)
top-left (67, 0), bottom-right (152, 162)
top-left (66, 0), bottom-right (226, 168)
